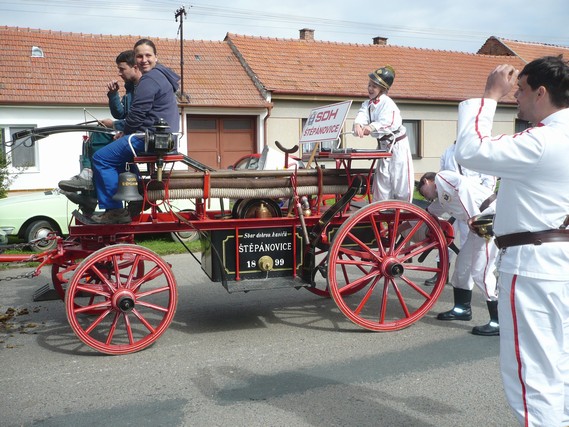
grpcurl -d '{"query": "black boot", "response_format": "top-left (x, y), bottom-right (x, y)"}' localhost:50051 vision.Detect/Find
top-left (424, 263), bottom-right (439, 286)
top-left (472, 300), bottom-right (499, 336)
top-left (437, 287), bottom-right (472, 321)
top-left (424, 262), bottom-right (449, 286)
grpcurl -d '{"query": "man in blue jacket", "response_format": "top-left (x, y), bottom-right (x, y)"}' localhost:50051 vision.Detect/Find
top-left (89, 39), bottom-right (180, 224)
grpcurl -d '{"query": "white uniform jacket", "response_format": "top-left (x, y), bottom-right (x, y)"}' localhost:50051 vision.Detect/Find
top-left (455, 98), bottom-right (569, 280)
top-left (353, 94), bottom-right (414, 202)
top-left (440, 143), bottom-right (497, 191)
top-left (354, 94), bottom-right (403, 139)
top-left (426, 170), bottom-right (496, 221)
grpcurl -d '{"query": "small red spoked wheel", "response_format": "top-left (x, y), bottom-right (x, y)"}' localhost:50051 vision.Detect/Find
top-left (65, 244), bottom-right (177, 354)
top-left (327, 200), bottom-right (449, 331)
top-left (53, 251), bottom-right (144, 316)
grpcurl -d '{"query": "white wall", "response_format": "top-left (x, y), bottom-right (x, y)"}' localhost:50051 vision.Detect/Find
top-left (1, 105), bottom-right (110, 192)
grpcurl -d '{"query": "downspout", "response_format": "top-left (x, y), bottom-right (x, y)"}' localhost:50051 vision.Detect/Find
top-left (260, 104), bottom-right (272, 153)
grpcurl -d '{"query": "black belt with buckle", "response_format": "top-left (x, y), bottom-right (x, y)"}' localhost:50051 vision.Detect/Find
top-left (495, 229), bottom-right (569, 249)
top-left (377, 132), bottom-right (406, 145)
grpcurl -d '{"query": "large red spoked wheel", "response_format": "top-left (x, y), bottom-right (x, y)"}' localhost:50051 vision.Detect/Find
top-left (65, 244), bottom-right (177, 354)
top-left (327, 200), bottom-right (449, 331)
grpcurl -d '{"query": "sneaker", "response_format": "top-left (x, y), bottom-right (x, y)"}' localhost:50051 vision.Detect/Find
top-left (61, 190), bottom-right (98, 214)
top-left (90, 208), bottom-right (131, 224)
top-left (59, 175), bottom-right (94, 192)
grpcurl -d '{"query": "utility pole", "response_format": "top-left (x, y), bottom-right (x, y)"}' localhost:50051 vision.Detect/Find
top-left (175, 6), bottom-right (189, 102)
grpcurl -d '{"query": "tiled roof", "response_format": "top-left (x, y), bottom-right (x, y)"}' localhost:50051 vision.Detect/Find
top-left (3, 27), bottom-right (567, 109)
top-left (225, 33), bottom-right (528, 104)
top-left (478, 36), bottom-right (569, 64)
top-left (0, 26), bottom-right (268, 107)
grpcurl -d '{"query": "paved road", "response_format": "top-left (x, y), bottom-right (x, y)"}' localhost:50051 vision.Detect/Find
top-left (0, 253), bottom-right (517, 427)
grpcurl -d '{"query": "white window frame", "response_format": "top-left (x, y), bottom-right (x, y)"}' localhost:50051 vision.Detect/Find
top-left (1, 125), bottom-right (39, 172)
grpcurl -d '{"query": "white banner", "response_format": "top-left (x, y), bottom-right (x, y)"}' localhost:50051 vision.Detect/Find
top-left (299, 100), bottom-right (352, 144)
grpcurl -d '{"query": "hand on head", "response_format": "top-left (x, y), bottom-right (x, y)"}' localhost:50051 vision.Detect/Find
top-left (483, 64), bottom-right (519, 101)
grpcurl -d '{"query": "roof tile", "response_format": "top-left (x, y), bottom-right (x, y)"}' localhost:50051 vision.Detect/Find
top-left (0, 26), bottom-right (268, 107)
top-left (226, 33), bottom-right (529, 103)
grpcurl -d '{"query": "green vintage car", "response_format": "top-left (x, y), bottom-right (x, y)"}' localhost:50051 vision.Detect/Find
top-left (0, 188), bottom-right (201, 252)
top-left (0, 188), bottom-right (74, 251)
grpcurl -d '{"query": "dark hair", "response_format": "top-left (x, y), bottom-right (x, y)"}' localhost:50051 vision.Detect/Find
top-left (115, 50), bottom-right (135, 67)
top-left (520, 55), bottom-right (569, 108)
top-left (416, 172), bottom-right (437, 193)
top-left (134, 38), bottom-right (157, 55)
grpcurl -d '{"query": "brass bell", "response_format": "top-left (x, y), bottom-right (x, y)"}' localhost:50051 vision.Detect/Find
top-left (113, 171), bottom-right (143, 201)
top-left (255, 202), bottom-right (272, 218)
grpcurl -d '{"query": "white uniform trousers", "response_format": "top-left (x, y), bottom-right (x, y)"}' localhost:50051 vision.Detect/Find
top-left (498, 273), bottom-right (569, 427)
top-left (372, 136), bottom-right (414, 203)
top-left (450, 231), bottom-right (498, 300)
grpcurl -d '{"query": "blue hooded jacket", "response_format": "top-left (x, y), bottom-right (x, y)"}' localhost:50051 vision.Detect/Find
top-left (123, 63), bottom-right (180, 135)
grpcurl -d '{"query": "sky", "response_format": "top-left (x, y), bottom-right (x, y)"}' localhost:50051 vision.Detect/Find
top-left (1, 0), bottom-right (569, 53)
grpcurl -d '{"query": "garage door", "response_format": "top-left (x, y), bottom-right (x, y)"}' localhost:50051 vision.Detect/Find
top-left (187, 116), bottom-right (256, 169)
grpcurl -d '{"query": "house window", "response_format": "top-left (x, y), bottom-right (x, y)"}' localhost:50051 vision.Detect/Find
top-left (1, 125), bottom-right (38, 169)
top-left (403, 120), bottom-right (421, 159)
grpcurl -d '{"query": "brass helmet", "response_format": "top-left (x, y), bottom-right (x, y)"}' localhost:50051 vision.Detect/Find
top-left (369, 65), bottom-right (395, 90)
top-left (470, 214), bottom-right (494, 239)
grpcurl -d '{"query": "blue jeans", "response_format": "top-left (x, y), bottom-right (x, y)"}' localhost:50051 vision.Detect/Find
top-left (92, 134), bottom-right (144, 210)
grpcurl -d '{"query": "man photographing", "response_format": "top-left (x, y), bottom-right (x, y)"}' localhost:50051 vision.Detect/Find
top-left (455, 56), bottom-right (569, 427)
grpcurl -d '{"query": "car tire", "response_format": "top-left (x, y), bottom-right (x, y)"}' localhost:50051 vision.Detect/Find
top-left (24, 219), bottom-right (58, 252)
top-left (170, 230), bottom-right (199, 243)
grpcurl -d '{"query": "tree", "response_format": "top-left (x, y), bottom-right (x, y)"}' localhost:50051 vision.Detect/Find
top-left (0, 149), bottom-right (9, 199)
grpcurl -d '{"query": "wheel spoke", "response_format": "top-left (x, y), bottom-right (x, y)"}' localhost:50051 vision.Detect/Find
top-left (369, 213), bottom-right (387, 257)
top-left (131, 265), bottom-right (164, 292)
top-left (84, 309), bottom-right (113, 334)
top-left (400, 274), bottom-right (432, 299)
top-left (89, 264), bottom-right (118, 293)
top-left (338, 270), bottom-right (378, 296)
top-left (353, 275), bottom-right (380, 315)
top-left (137, 285), bottom-right (171, 299)
top-left (101, 312), bottom-right (120, 345)
top-left (76, 283), bottom-right (110, 299)
top-left (123, 313), bottom-right (134, 345)
top-left (392, 281), bottom-right (411, 318)
top-left (342, 231), bottom-right (378, 261)
top-left (123, 254), bottom-right (142, 288)
top-left (74, 300), bottom-right (111, 315)
top-left (136, 299), bottom-right (169, 313)
top-left (132, 308), bottom-right (157, 333)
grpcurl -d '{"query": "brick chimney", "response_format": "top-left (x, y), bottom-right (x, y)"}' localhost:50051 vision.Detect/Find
top-left (300, 28), bottom-right (315, 41)
top-left (373, 36), bottom-right (388, 45)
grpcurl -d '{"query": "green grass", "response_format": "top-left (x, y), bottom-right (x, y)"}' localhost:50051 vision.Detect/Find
top-left (136, 233), bottom-right (202, 255)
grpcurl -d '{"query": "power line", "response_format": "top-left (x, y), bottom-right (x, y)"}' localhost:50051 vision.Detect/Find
top-left (2, 0), bottom-right (568, 47)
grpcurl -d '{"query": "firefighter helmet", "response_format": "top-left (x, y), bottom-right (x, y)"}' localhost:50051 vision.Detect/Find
top-left (369, 65), bottom-right (395, 90)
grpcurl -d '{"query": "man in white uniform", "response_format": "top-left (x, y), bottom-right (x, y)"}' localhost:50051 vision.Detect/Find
top-left (424, 141), bottom-right (498, 286)
top-left (353, 66), bottom-right (414, 202)
top-left (417, 170), bottom-right (498, 335)
top-left (455, 56), bottom-right (569, 427)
